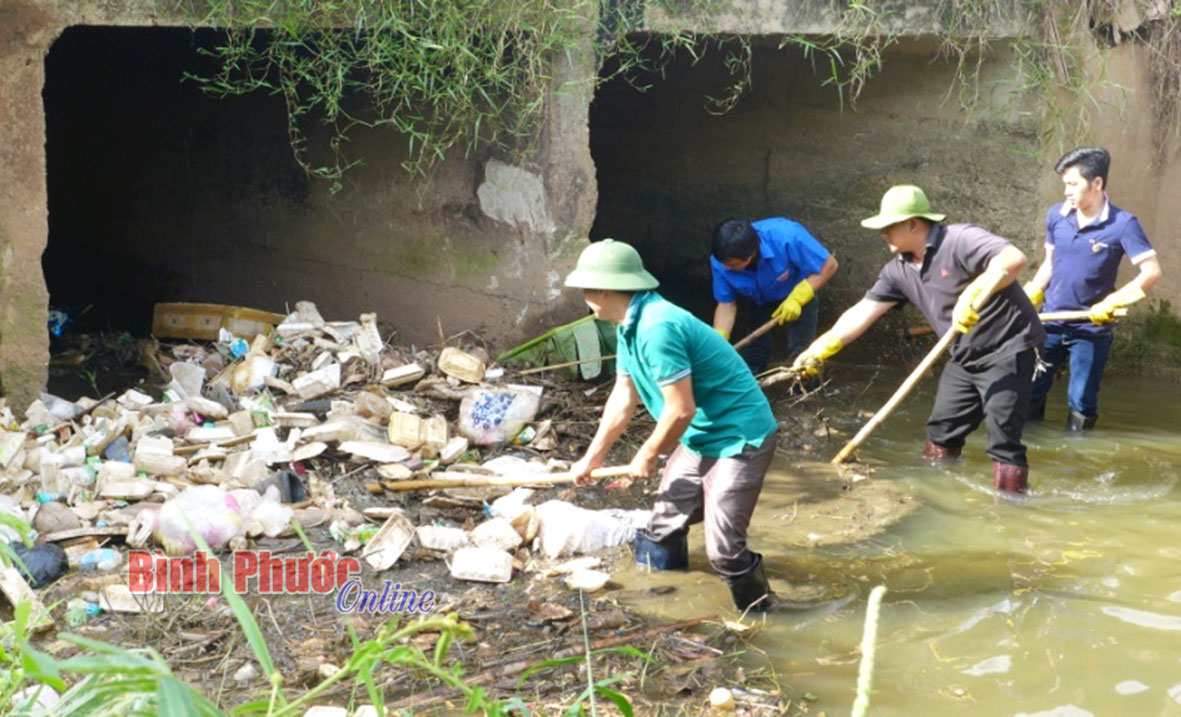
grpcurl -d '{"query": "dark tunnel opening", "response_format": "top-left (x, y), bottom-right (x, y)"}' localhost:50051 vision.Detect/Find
top-left (588, 37), bottom-right (831, 355)
top-left (41, 26), bottom-right (312, 397)
top-left (588, 35), bottom-right (1048, 368)
top-left (42, 26), bottom-right (307, 339)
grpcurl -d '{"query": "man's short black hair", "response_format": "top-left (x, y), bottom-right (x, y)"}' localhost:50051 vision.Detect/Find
top-left (712, 219), bottom-right (759, 261)
top-left (1055, 146), bottom-right (1111, 189)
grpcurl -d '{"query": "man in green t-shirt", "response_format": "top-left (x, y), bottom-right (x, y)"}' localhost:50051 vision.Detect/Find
top-left (565, 239), bottom-right (780, 612)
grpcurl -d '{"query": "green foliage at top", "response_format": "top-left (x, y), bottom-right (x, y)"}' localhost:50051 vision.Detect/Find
top-left (181, 0), bottom-right (1181, 189)
top-left (185, 0), bottom-right (586, 188)
top-left (779, 1), bottom-right (1181, 160)
top-left (183, 0), bottom-right (724, 190)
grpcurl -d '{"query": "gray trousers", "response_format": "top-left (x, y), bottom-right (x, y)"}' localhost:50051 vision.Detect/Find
top-left (646, 431), bottom-right (778, 579)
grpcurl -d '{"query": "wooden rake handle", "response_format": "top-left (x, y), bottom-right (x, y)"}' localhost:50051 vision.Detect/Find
top-left (732, 317), bottom-right (780, 351)
top-left (381, 466), bottom-right (633, 492)
top-left (905, 308), bottom-right (1128, 338)
top-left (832, 327), bottom-right (960, 464)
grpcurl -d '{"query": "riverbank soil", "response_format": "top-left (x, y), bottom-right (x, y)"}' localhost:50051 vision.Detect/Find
top-left (7, 313), bottom-right (917, 713)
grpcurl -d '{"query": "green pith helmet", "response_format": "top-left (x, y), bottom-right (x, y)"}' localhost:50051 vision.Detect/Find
top-left (861, 185), bottom-right (947, 229)
top-left (564, 239), bottom-right (660, 291)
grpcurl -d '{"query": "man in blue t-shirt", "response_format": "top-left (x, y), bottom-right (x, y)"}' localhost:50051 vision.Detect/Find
top-left (710, 218), bottom-right (839, 373)
top-left (1023, 147), bottom-right (1163, 430)
top-left (564, 239), bottom-right (780, 613)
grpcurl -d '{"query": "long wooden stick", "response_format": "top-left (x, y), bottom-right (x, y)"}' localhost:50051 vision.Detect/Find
top-left (905, 308), bottom-right (1128, 337)
top-left (832, 327), bottom-right (960, 464)
top-left (835, 307), bottom-right (1125, 463)
top-left (732, 317), bottom-right (779, 351)
top-left (514, 354), bottom-right (616, 376)
top-left (381, 465), bottom-right (632, 492)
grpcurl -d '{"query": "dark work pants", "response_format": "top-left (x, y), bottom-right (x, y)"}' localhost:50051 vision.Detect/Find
top-left (646, 431), bottom-right (778, 579)
top-left (927, 348), bottom-right (1035, 467)
top-left (741, 298), bottom-right (820, 374)
top-left (1030, 327), bottom-right (1113, 418)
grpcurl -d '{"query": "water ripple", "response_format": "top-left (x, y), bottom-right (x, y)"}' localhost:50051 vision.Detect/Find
top-left (1100, 605), bottom-right (1181, 631)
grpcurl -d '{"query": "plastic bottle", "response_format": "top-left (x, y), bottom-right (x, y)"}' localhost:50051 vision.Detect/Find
top-left (77, 548), bottom-right (122, 571)
top-left (65, 598), bottom-right (103, 626)
top-left (102, 436), bottom-right (132, 463)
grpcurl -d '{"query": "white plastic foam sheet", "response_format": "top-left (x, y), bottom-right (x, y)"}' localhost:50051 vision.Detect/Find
top-left (338, 442), bottom-right (411, 464)
top-left (469, 517), bottom-right (523, 551)
top-left (489, 488), bottom-right (535, 522)
top-left (292, 363), bottom-right (341, 399)
top-left (169, 362), bottom-right (206, 399)
top-left (361, 512), bottom-right (416, 571)
top-left (565, 569), bottom-right (610, 592)
top-left (481, 455), bottom-right (547, 476)
top-left (450, 546), bottom-right (513, 583)
top-left (416, 525), bottom-right (471, 552)
top-left (534, 500), bottom-right (651, 559)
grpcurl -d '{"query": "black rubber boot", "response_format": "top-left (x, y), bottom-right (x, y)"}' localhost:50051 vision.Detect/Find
top-left (1028, 397), bottom-right (1046, 422)
top-left (1065, 409), bottom-right (1097, 431)
top-left (633, 530), bottom-right (688, 571)
top-left (727, 553), bottom-right (774, 613)
top-left (993, 462), bottom-right (1029, 494)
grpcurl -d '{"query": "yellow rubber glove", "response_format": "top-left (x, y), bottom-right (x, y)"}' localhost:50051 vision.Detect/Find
top-left (953, 265), bottom-right (1009, 334)
top-left (715, 327), bottom-right (731, 341)
top-left (1022, 282), bottom-right (1045, 311)
top-left (791, 331), bottom-right (843, 377)
top-left (771, 280), bottom-right (816, 325)
top-left (1089, 284), bottom-right (1145, 325)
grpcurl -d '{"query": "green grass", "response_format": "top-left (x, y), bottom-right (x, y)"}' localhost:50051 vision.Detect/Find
top-left (0, 513), bottom-right (645, 715)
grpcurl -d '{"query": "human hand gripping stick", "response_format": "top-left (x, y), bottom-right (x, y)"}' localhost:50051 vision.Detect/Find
top-left (953, 265), bottom-right (1009, 334)
top-left (1089, 284), bottom-right (1146, 325)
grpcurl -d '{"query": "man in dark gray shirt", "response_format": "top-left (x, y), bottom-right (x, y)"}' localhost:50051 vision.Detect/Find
top-left (791, 185), bottom-right (1045, 493)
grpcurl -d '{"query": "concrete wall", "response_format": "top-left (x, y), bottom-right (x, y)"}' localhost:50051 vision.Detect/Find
top-left (646, 0), bottom-right (1030, 37)
top-left (42, 24), bottom-right (592, 340)
top-left (0, 0), bottom-right (56, 407)
top-left (1046, 11), bottom-right (1181, 370)
top-left (1040, 18), bottom-right (1181, 307)
top-left (0, 0), bottom-right (596, 408)
top-left (2, 0), bottom-right (1179, 405)
top-left (590, 37), bottom-right (1044, 340)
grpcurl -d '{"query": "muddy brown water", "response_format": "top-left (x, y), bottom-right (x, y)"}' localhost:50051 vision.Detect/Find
top-left (613, 366), bottom-right (1181, 716)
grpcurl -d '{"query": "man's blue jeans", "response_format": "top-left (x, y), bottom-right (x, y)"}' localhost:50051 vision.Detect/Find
top-left (1030, 327), bottom-right (1113, 418)
top-left (740, 298), bottom-right (820, 374)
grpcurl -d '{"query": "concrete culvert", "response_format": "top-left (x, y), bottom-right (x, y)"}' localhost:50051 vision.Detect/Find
top-left (42, 26), bottom-right (307, 338)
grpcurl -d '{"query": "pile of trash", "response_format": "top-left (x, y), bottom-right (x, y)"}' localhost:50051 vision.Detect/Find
top-left (0, 300), bottom-right (646, 623)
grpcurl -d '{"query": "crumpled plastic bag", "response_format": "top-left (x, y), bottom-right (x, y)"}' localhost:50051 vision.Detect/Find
top-left (250, 485), bottom-right (294, 538)
top-left (458, 388), bottom-right (540, 445)
top-left (534, 500), bottom-right (650, 558)
top-left (154, 485), bottom-right (244, 555)
top-left (12, 543), bottom-right (68, 588)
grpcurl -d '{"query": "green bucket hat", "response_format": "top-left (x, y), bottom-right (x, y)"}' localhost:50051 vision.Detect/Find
top-left (861, 185), bottom-right (946, 229)
top-left (564, 239), bottom-right (659, 291)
